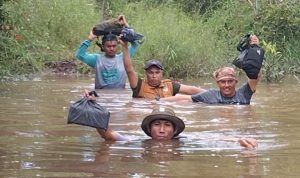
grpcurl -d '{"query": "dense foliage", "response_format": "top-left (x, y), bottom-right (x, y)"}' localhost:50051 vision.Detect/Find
top-left (0, 0), bottom-right (99, 76)
top-left (0, 0), bottom-right (299, 82)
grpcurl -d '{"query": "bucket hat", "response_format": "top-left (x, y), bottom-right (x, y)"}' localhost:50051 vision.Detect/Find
top-left (141, 107), bottom-right (185, 137)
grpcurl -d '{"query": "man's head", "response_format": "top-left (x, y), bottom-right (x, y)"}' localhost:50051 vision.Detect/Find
top-left (102, 34), bottom-right (118, 57)
top-left (144, 59), bottom-right (164, 87)
top-left (213, 67), bottom-right (238, 97)
top-left (141, 107), bottom-right (185, 141)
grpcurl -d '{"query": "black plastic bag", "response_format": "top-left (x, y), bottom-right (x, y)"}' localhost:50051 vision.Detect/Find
top-left (233, 44), bottom-right (265, 79)
top-left (236, 33), bottom-right (251, 52)
top-left (92, 20), bottom-right (123, 36)
top-left (67, 97), bottom-right (110, 129)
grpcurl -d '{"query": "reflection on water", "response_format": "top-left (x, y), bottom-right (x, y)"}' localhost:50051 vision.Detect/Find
top-left (0, 75), bottom-right (300, 177)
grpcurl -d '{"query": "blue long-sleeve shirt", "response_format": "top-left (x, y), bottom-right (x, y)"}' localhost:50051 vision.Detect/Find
top-left (75, 39), bottom-right (139, 68)
top-left (75, 40), bottom-right (140, 89)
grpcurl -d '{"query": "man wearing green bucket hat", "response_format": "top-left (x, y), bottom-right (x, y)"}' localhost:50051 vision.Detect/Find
top-left (96, 106), bottom-right (257, 149)
top-left (82, 91), bottom-right (257, 149)
top-left (96, 106), bottom-right (185, 141)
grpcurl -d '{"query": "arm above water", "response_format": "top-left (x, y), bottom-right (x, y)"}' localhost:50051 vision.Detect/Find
top-left (246, 35), bottom-right (263, 93)
top-left (96, 127), bottom-right (128, 141)
top-left (83, 89), bottom-right (129, 141)
top-left (129, 41), bottom-right (141, 58)
top-left (75, 31), bottom-right (99, 67)
top-left (238, 138), bottom-right (258, 149)
top-left (178, 84), bottom-right (206, 95)
top-left (121, 40), bottom-right (139, 89)
top-left (248, 69), bottom-right (262, 93)
top-left (160, 94), bottom-right (193, 102)
top-left (160, 84), bottom-right (206, 102)
top-left (223, 137), bottom-right (258, 149)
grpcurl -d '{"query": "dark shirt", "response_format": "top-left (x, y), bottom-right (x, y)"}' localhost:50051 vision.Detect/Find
top-left (191, 82), bottom-right (253, 105)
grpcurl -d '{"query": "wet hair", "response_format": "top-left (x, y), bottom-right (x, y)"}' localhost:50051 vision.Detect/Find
top-left (96, 33), bottom-right (118, 52)
top-left (101, 33), bottom-right (118, 45)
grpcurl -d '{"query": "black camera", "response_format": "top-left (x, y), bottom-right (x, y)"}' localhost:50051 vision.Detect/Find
top-left (120, 27), bottom-right (144, 43)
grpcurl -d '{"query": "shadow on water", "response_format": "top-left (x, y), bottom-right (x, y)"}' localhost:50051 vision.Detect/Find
top-left (0, 74), bottom-right (300, 177)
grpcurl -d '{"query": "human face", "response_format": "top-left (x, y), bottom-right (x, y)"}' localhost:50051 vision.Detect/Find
top-left (146, 66), bottom-right (163, 87)
top-left (217, 79), bottom-right (238, 97)
top-left (103, 40), bottom-right (118, 57)
top-left (150, 120), bottom-right (175, 141)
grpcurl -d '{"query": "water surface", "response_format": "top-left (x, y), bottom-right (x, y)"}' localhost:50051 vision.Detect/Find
top-left (0, 75), bottom-right (299, 177)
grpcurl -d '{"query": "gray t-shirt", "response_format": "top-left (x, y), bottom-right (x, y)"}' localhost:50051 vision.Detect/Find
top-left (191, 82), bottom-right (253, 105)
top-left (95, 54), bottom-right (127, 89)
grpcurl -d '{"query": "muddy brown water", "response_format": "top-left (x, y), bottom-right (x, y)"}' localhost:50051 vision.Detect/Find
top-left (0, 75), bottom-right (300, 177)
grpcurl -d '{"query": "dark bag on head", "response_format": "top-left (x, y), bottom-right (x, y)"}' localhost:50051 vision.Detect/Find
top-left (92, 19), bottom-right (144, 43)
top-left (92, 19), bottom-right (123, 36)
top-left (67, 97), bottom-right (110, 129)
top-left (233, 40), bottom-right (265, 79)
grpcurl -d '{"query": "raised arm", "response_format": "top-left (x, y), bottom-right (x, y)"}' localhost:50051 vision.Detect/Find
top-left (246, 35), bottom-right (264, 92)
top-left (120, 40), bottom-right (139, 88)
top-left (75, 30), bottom-right (99, 67)
top-left (129, 41), bottom-right (140, 58)
top-left (248, 69), bottom-right (262, 92)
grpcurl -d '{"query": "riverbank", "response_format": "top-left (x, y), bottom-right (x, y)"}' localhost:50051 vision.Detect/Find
top-left (1, 0), bottom-right (299, 82)
top-left (43, 59), bottom-right (79, 75)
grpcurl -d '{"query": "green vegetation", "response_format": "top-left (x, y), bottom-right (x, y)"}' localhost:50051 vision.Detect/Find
top-left (1, 0), bottom-right (299, 82)
top-left (0, 0), bottom-right (99, 76)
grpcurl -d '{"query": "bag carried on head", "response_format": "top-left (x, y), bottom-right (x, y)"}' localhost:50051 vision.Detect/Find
top-left (232, 34), bottom-right (265, 79)
top-left (67, 97), bottom-right (110, 129)
top-left (92, 19), bottom-right (123, 36)
top-left (92, 19), bottom-right (144, 43)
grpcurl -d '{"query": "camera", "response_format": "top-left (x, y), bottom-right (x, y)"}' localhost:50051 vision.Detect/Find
top-left (120, 27), bottom-right (144, 43)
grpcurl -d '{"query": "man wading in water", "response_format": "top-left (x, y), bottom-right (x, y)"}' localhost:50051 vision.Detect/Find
top-left (83, 91), bottom-right (258, 149)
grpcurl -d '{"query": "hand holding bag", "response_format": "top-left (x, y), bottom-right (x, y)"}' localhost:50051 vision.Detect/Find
top-left (67, 97), bottom-right (110, 129)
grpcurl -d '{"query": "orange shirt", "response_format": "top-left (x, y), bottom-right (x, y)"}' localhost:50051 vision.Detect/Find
top-left (132, 78), bottom-right (180, 99)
